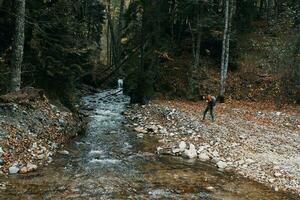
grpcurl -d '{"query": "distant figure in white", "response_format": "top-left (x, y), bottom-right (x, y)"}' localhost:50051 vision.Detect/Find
top-left (118, 79), bottom-right (123, 94)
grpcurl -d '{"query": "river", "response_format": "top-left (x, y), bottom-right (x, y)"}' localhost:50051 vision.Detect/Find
top-left (0, 89), bottom-right (297, 199)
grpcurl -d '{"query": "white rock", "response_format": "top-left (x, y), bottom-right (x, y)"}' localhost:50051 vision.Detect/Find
top-left (160, 128), bottom-right (168, 135)
top-left (156, 147), bottom-right (163, 154)
top-left (137, 133), bottom-right (144, 138)
top-left (178, 141), bottom-right (187, 151)
top-left (0, 147), bottom-right (3, 157)
top-left (275, 112), bottom-right (281, 116)
top-left (198, 153), bottom-right (210, 161)
top-left (245, 158), bottom-right (255, 164)
top-left (274, 172), bottom-right (282, 177)
top-left (206, 186), bottom-right (215, 191)
top-left (27, 163), bottom-right (38, 172)
top-left (134, 127), bottom-right (147, 133)
top-left (172, 148), bottom-right (181, 154)
top-left (216, 161), bottom-right (227, 169)
top-left (32, 142), bottom-right (38, 149)
top-left (9, 166), bottom-right (19, 174)
top-left (59, 150), bottom-right (70, 155)
top-left (183, 144), bottom-right (197, 159)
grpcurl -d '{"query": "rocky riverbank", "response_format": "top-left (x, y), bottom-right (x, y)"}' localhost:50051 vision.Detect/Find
top-left (0, 88), bottom-right (82, 175)
top-left (125, 100), bottom-right (300, 195)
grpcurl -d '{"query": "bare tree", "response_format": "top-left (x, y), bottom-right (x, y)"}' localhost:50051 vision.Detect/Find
top-left (220, 0), bottom-right (234, 102)
top-left (10, 0), bottom-right (26, 92)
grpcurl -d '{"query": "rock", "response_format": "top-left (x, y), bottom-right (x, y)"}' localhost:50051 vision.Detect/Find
top-left (216, 161), bottom-right (227, 169)
top-left (160, 128), bottom-right (168, 135)
top-left (58, 119), bottom-right (65, 126)
top-left (0, 159), bottom-right (4, 166)
top-left (269, 178), bottom-right (276, 183)
top-left (206, 186), bottom-right (215, 191)
top-left (146, 125), bottom-right (158, 133)
top-left (245, 158), bottom-right (255, 164)
top-left (156, 147), bottom-right (163, 154)
top-left (183, 144), bottom-right (197, 159)
top-left (274, 172), bottom-right (282, 177)
top-left (121, 111), bottom-right (128, 116)
top-left (36, 154), bottom-right (45, 160)
top-left (19, 167), bottom-right (28, 174)
top-left (9, 166), bottom-right (19, 174)
top-left (32, 142), bottom-right (38, 149)
top-left (198, 153), bottom-right (210, 161)
top-left (134, 127), bottom-right (147, 134)
top-left (0, 146), bottom-right (3, 157)
top-left (273, 186), bottom-right (279, 192)
top-left (178, 141), bottom-right (186, 151)
top-left (59, 150), bottom-right (70, 155)
top-left (137, 133), bottom-right (144, 138)
top-left (27, 163), bottom-right (38, 172)
top-left (172, 148), bottom-right (181, 154)
top-left (51, 143), bottom-right (58, 150)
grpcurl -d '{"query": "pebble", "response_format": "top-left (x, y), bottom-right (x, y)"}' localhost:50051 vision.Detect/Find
top-left (0, 159), bottom-right (4, 165)
top-left (59, 150), bottom-right (70, 155)
top-left (274, 172), bottom-right (282, 177)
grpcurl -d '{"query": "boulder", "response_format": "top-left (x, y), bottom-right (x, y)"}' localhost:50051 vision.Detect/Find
top-left (178, 141), bottom-right (186, 151)
top-left (216, 161), bottom-right (227, 169)
top-left (183, 144), bottom-right (197, 159)
top-left (9, 166), bottom-right (19, 174)
top-left (198, 153), bottom-right (210, 161)
top-left (19, 167), bottom-right (28, 174)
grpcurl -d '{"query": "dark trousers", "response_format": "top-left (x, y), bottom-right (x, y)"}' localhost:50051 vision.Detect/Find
top-left (203, 105), bottom-right (215, 121)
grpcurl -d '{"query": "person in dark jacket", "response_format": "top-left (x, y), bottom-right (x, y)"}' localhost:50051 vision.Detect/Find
top-left (203, 95), bottom-right (216, 122)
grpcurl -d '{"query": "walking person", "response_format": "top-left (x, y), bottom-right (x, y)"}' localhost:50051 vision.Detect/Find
top-left (203, 95), bottom-right (217, 122)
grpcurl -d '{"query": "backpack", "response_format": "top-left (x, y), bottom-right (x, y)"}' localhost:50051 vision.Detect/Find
top-left (211, 96), bottom-right (216, 106)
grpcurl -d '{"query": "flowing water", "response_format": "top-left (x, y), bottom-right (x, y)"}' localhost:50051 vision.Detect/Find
top-left (0, 90), bottom-right (297, 199)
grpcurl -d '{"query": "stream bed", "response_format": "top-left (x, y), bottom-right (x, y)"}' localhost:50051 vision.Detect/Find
top-left (0, 90), bottom-right (297, 199)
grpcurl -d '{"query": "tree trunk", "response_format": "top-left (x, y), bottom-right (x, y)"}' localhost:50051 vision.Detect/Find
top-left (220, 0), bottom-right (234, 102)
top-left (193, 2), bottom-right (202, 68)
top-left (117, 0), bottom-right (125, 75)
top-left (10, 0), bottom-right (25, 92)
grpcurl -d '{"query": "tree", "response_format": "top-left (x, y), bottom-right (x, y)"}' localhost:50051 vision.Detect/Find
top-left (220, 0), bottom-right (234, 102)
top-left (10, 0), bottom-right (26, 92)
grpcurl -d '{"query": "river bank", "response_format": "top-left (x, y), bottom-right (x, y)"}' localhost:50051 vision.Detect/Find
top-left (125, 100), bottom-right (300, 196)
top-left (0, 88), bottom-right (83, 175)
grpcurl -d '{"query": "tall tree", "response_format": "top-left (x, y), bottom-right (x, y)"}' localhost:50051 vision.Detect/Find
top-left (220, 0), bottom-right (234, 102)
top-left (10, 0), bottom-right (26, 92)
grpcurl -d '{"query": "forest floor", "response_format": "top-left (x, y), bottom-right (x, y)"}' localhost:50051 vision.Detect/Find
top-left (0, 88), bottom-right (82, 175)
top-left (126, 100), bottom-right (300, 195)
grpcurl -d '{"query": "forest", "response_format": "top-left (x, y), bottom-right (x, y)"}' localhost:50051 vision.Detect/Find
top-left (0, 0), bottom-right (300, 199)
top-left (0, 0), bottom-right (299, 105)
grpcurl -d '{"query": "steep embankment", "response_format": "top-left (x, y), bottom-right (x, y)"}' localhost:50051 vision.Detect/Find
top-left (0, 88), bottom-right (82, 175)
top-left (126, 100), bottom-right (300, 195)
top-left (155, 19), bottom-right (299, 103)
